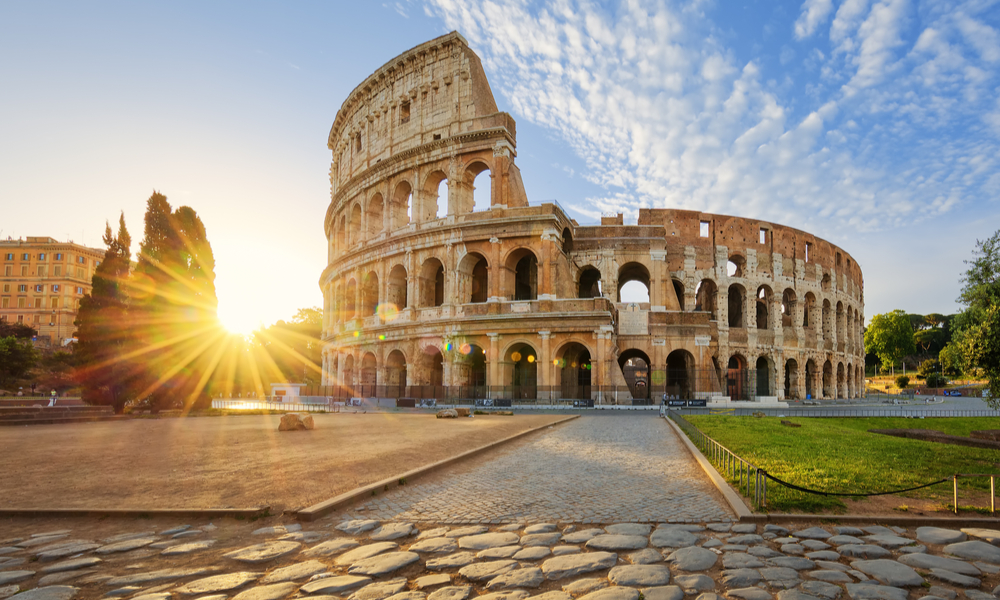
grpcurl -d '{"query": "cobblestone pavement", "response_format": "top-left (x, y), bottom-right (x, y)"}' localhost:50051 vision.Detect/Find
top-left (343, 414), bottom-right (734, 524)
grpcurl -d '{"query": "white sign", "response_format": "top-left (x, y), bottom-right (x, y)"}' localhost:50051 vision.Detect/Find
top-left (511, 302), bottom-right (530, 313)
top-left (695, 336), bottom-right (711, 347)
top-left (619, 310), bottom-right (648, 335)
top-left (652, 339), bottom-right (666, 346)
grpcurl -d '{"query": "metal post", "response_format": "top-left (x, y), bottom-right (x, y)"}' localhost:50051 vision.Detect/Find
top-left (954, 475), bottom-right (958, 515)
top-left (992, 476), bottom-right (995, 515)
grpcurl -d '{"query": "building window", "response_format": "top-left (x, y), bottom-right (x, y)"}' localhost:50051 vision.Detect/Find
top-left (50, 298), bottom-right (58, 308)
top-left (17, 298), bottom-right (26, 308)
top-left (18, 285), bottom-right (26, 292)
top-left (55, 253), bottom-right (62, 260)
top-left (34, 285), bottom-right (43, 292)
top-left (37, 265), bottom-right (47, 277)
top-left (3, 266), bottom-right (10, 276)
top-left (76, 287), bottom-right (83, 294)
top-left (54, 265), bottom-right (61, 276)
top-left (33, 314), bottom-right (40, 324)
top-left (76, 267), bottom-right (84, 278)
top-left (699, 221), bottom-right (710, 237)
top-left (17, 315), bottom-right (23, 323)
top-left (33, 298), bottom-right (42, 308)
top-left (2, 284), bottom-right (8, 292)
top-left (77, 256), bottom-right (85, 264)
top-left (52, 285), bottom-right (60, 292)
top-left (22, 253), bottom-right (29, 260)
top-left (759, 228), bottom-right (767, 244)
top-left (4, 253), bottom-right (12, 261)
top-left (38, 253), bottom-right (46, 260)
top-left (805, 242), bottom-right (812, 262)
top-left (20, 266), bottom-right (27, 276)
top-left (400, 101), bottom-right (410, 124)
top-left (1, 298), bottom-right (8, 308)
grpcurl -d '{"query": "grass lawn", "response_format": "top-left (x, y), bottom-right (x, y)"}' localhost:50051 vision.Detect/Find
top-left (683, 415), bottom-right (1000, 513)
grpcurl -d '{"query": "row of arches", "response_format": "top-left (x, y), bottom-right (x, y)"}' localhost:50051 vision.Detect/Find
top-left (722, 283), bottom-right (862, 341)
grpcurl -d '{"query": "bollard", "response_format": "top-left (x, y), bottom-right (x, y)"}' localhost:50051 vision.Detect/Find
top-left (954, 475), bottom-right (959, 515)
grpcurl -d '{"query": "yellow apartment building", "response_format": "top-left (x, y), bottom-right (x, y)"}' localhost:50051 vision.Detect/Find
top-left (0, 236), bottom-right (106, 345)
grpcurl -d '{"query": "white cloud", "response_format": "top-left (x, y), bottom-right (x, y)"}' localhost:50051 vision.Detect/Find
top-left (794, 0), bottom-right (835, 40)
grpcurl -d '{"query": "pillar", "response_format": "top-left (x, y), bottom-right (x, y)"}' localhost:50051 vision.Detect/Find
top-left (488, 333), bottom-right (500, 392)
top-left (538, 331), bottom-right (551, 400)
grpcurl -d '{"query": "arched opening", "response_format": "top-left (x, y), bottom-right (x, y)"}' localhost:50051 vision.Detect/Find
top-left (360, 352), bottom-right (377, 397)
top-left (419, 258), bottom-right (445, 307)
top-left (618, 349), bottom-right (651, 403)
top-left (666, 350), bottom-right (696, 400)
top-left (345, 278), bottom-right (357, 320)
top-left (823, 359), bottom-right (833, 398)
top-left (836, 301), bottom-right (845, 342)
top-left (458, 253), bottom-right (489, 304)
top-left (456, 343), bottom-right (487, 397)
top-left (756, 356), bottom-right (771, 396)
top-left (578, 267), bottom-right (602, 299)
top-left (420, 171), bottom-right (449, 222)
top-left (506, 343), bottom-right (537, 399)
top-left (782, 289), bottom-right (796, 329)
top-left (562, 228), bottom-right (574, 254)
top-left (387, 265), bottom-right (407, 312)
top-left (727, 354), bottom-right (749, 400)
top-left (822, 300), bottom-right (832, 339)
top-left (367, 193), bottom-right (384, 237)
top-left (506, 249), bottom-right (538, 301)
top-left (694, 279), bottom-right (718, 319)
top-left (847, 362), bottom-right (854, 398)
top-left (361, 271), bottom-right (379, 317)
top-left (556, 342), bottom-right (592, 400)
top-left (391, 181), bottom-right (412, 229)
top-left (342, 354), bottom-right (355, 396)
top-left (803, 292), bottom-right (816, 328)
top-left (785, 358), bottom-right (799, 399)
top-left (837, 362), bottom-right (846, 399)
top-left (386, 350), bottom-right (407, 398)
top-left (821, 273), bottom-right (831, 292)
top-left (727, 255), bottom-right (745, 277)
top-left (350, 203), bottom-right (362, 245)
top-left (805, 359), bottom-right (817, 398)
top-left (618, 262), bottom-right (651, 303)
top-left (466, 162), bottom-right (492, 213)
top-left (436, 178), bottom-right (449, 219)
top-left (416, 345), bottom-right (444, 387)
top-left (672, 280), bottom-right (685, 311)
top-left (756, 286), bottom-right (772, 329)
top-left (728, 284), bottom-right (745, 328)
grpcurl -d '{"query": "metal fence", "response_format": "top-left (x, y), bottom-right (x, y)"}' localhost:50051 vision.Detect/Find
top-left (211, 400), bottom-right (331, 413)
top-left (669, 407), bottom-right (1000, 418)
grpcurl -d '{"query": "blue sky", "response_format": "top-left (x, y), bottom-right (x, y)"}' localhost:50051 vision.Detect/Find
top-left (1, 0), bottom-right (997, 332)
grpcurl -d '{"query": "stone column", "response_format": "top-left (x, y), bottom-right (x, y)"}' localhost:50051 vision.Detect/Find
top-left (538, 331), bottom-right (551, 400)
top-left (487, 333), bottom-right (500, 392)
top-left (774, 353), bottom-right (784, 400)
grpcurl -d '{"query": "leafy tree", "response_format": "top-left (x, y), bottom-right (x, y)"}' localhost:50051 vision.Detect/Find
top-left (967, 303), bottom-right (1000, 401)
top-left (925, 373), bottom-right (947, 388)
top-left (0, 322), bottom-right (37, 340)
top-left (0, 336), bottom-right (38, 390)
top-left (252, 307), bottom-right (323, 387)
top-left (74, 214), bottom-right (138, 413)
top-left (895, 375), bottom-right (909, 389)
top-left (917, 359), bottom-right (939, 380)
top-left (864, 310), bottom-right (916, 374)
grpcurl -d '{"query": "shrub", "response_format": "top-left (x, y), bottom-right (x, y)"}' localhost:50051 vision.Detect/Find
top-left (925, 373), bottom-right (947, 388)
top-left (917, 359), bottom-right (939, 380)
top-left (896, 375), bottom-right (910, 389)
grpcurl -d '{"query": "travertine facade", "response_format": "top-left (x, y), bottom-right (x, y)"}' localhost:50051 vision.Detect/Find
top-left (319, 32), bottom-right (864, 403)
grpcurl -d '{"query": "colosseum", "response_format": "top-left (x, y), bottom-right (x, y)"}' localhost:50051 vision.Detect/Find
top-left (319, 32), bottom-right (865, 406)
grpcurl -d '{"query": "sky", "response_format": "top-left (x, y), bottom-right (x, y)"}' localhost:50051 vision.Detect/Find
top-left (1, 0), bottom-right (997, 333)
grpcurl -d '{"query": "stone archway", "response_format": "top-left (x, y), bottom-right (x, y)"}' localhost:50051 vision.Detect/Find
top-left (666, 349), bottom-right (696, 400)
top-left (618, 348), bottom-right (651, 404)
top-left (556, 342), bottom-right (592, 400)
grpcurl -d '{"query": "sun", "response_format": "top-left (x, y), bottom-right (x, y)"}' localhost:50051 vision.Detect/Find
top-left (218, 310), bottom-right (261, 337)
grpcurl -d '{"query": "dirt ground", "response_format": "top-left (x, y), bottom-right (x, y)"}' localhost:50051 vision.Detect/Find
top-left (0, 412), bottom-right (566, 511)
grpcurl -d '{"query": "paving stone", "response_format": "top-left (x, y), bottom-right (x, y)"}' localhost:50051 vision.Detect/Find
top-left (370, 524), bottom-right (414, 541)
top-left (541, 552), bottom-right (617, 580)
top-left (806, 552), bottom-right (842, 562)
top-left (928, 569), bottom-right (980, 588)
top-left (976, 562), bottom-right (1000, 574)
top-left (223, 542), bottom-right (300, 564)
top-left (768, 557), bottom-right (815, 571)
top-left (36, 543), bottom-right (100, 561)
top-left (899, 545), bottom-right (926, 555)
top-left (7, 586), bottom-right (78, 600)
top-left (628, 549), bottom-right (663, 564)
top-left (839, 546), bottom-right (891, 559)
top-left (251, 525), bottom-right (300, 537)
top-left (105, 586), bottom-right (141, 596)
top-left (458, 533), bottom-right (520, 550)
top-left (475, 591), bottom-right (529, 600)
top-left (848, 570), bottom-right (869, 582)
top-left (708, 524), bottom-right (733, 533)
top-left (960, 530), bottom-right (1000, 546)
top-left (916, 528), bottom-right (966, 545)
top-left (414, 574), bottom-right (452, 590)
top-left (130, 594), bottom-right (172, 600)
top-left (808, 571), bottom-right (853, 583)
top-left (0, 548), bottom-right (20, 556)
top-left (727, 588), bottom-right (772, 600)
top-left (861, 536), bottom-right (914, 549)
top-left (348, 551), bottom-right (420, 576)
top-left (732, 524), bottom-right (757, 534)
top-left (533, 592), bottom-right (572, 600)
top-left (458, 560), bottom-right (518, 582)
top-left (0, 574), bottom-right (33, 586)
top-left (552, 546), bottom-right (581, 556)
top-left (759, 567), bottom-right (800, 588)
top-left (101, 532), bottom-right (155, 544)
top-left (230, 582), bottom-right (297, 600)
top-left (607, 565), bottom-right (670, 587)
top-left (173, 530), bottom-right (203, 539)
top-left (562, 578), bottom-right (608, 595)
top-left (828, 536), bottom-right (864, 546)
top-left (562, 530), bottom-right (606, 544)
top-left (39, 557), bottom-right (101, 574)
top-left (775, 591), bottom-right (822, 600)
top-left (104, 567), bottom-right (222, 587)
top-left (834, 528), bottom-right (864, 536)
top-left (577, 588), bottom-right (639, 600)
top-left (386, 593), bottom-right (426, 600)
top-left (724, 554), bottom-right (765, 569)
top-left (781, 545), bottom-right (805, 556)
top-left (928, 587), bottom-right (956, 599)
top-left (280, 531), bottom-right (326, 543)
top-left (158, 525), bottom-right (189, 536)
top-left (665, 547), bottom-right (717, 571)
top-left (702, 540), bottom-right (723, 549)
top-left (586, 535), bottom-right (647, 551)
top-left (335, 542), bottom-right (400, 566)
top-left (260, 560), bottom-right (327, 583)
top-left (800, 582), bottom-right (842, 599)
top-left (486, 567), bottom-right (545, 589)
top-left (174, 572), bottom-right (261, 595)
top-left (640, 586), bottom-right (684, 600)
top-left (336, 521), bottom-right (380, 535)
top-left (849, 560), bottom-right (923, 587)
top-left (419, 528), bottom-right (451, 540)
top-left (161, 540), bottom-right (216, 556)
top-left (478, 546), bottom-right (522, 559)
top-left (0, 558), bottom-right (25, 568)
top-left (721, 569), bottom-right (761, 587)
top-left (444, 527), bottom-right (488, 538)
top-left (764, 526), bottom-right (789, 536)
top-left (37, 570), bottom-right (97, 586)
top-left (967, 592), bottom-right (996, 600)
top-left (801, 541), bottom-right (831, 551)
top-left (513, 547), bottom-right (551, 561)
top-left (16, 536), bottom-right (69, 549)
top-left (673, 574), bottom-right (714, 591)
top-left (0, 584), bottom-right (18, 599)
top-left (520, 533), bottom-right (562, 547)
top-left (694, 594), bottom-right (723, 600)
top-left (728, 535), bottom-right (764, 545)
top-left (749, 547), bottom-right (784, 559)
top-left (351, 578), bottom-right (408, 600)
top-left (410, 538), bottom-right (458, 554)
top-left (944, 541), bottom-right (1000, 564)
top-left (793, 529), bottom-right (832, 540)
top-left (426, 552), bottom-right (476, 570)
top-left (898, 553), bottom-right (980, 575)
top-left (721, 545), bottom-right (749, 552)
top-left (844, 584), bottom-right (908, 600)
top-left (524, 524), bottom-right (557, 535)
top-left (303, 538), bottom-right (360, 557)
top-left (299, 575), bottom-right (372, 595)
top-left (650, 530), bottom-right (699, 548)
top-left (606, 525), bottom-right (653, 536)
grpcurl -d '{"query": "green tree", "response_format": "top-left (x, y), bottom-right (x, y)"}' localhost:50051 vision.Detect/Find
top-left (0, 335), bottom-right (38, 391)
top-left (74, 214), bottom-right (138, 413)
top-left (864, 309), bottom-right (916, 374)
top-left (0, 322), bottom-right (38, 340)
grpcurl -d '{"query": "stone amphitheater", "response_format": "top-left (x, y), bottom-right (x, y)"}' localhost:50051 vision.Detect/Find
top-left (319, 32), bottom-right (864, 405)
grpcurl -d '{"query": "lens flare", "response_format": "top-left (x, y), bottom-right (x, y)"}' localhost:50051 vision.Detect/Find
top-left (459, 343), bottom-right (472, 355)
top-left (376, 303), bottom-right (399, 322)
top-left (527, 355), bottom-right (535, 363)
top-left (511, 351), bottom-right (522, 362)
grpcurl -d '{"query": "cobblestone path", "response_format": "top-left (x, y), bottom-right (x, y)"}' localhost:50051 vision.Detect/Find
top-left (344, 414), bottom-right (735, 524)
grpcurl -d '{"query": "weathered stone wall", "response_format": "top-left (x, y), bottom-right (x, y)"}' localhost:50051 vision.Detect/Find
top-left (320, 32), bottom-right (865, 402)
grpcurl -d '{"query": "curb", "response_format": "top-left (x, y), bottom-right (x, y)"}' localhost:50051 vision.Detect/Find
top-left (662, 414), bottom-right (751, 520)
top-left (0, 507), bottom-right (270, 519)
top-left (293, 414), bottom-right (580, 521)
